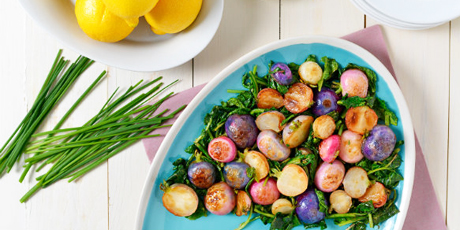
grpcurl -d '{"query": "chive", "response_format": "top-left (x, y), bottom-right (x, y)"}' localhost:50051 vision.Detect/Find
top-left (18, 75), bottom-right (184, 202)
top-left (0, 51), bottom-right (94, 175)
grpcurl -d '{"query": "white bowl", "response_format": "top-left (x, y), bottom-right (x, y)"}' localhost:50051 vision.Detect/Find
top-left (18, 0), bottom-right (224, 72)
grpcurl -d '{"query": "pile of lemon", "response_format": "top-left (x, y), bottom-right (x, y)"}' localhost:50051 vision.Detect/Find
top-left (75, 0), bottom-right (203, 42)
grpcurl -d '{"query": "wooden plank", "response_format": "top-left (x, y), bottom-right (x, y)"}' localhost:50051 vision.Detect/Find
top-left (367, 19), bottom-right (450, 220)
top-left (107, 63), bottom-right (193, 230)
top-left (448, 19), bottom-right (460, 229)
top-left (0, 1), bottom-right (110, 229)
top-left (281, 0), bottom-right (364, 38)
top-left (0, 0), bottom-right (28, 229)
top-left (194, 0), bottom-right (279, 85)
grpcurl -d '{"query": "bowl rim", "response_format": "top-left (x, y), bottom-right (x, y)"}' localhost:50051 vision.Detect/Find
top-left (17, 0), bottom-right (224, 72)
top-left (134, 35), bottom-right (415, 230)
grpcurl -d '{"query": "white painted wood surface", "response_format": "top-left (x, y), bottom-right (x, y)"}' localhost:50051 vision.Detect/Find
top-left (0, 0), bottom-right (456, 229)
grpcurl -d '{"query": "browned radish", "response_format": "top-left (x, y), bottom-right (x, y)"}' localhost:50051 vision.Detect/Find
top-left (162, 183), bottom-right (199, 217)
top-left (282, 115), bottom-right (314, 148)
top-left (272, 198), bottom-right (294, 215)
top-left (358, 182), bottom-right (388, 208)
top-left (330, 190), bottom-right (352, 214)
top-left (312, 115), bottom-right (336, 139)
top-left (345, 106), bottom-right (378, 135)
top-left (235, 190), bottom-right (252, 216)
top-left (256, 111), bottom-right (286, 133)
top-left (275, 164), bottom-right (309, 196)
top-left (257, 88), bottom-right (284, 109)
top-left (243, 150), bottom-right (269, 181)
top-left (283, 83), bottom-right (314, 114)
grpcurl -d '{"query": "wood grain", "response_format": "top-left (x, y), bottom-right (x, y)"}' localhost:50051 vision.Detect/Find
top-left (448, 19), bottom-right (459, 229)
top-left (281, 0), bottom-right (364, 38)
top-left (194, 0), bottom-right (280, 84)
top-left (0, 0), bottom-right (455, 229)
top-left (367, 19), bottom-right (450, 220)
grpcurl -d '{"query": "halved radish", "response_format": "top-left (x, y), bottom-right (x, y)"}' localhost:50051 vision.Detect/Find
top-left (272, 198), bottom-right (294, 215)
top-left (257, 88), bottom-right (284, 109)
top-left (256, 111), bottom-right (286, 133)
top-left (339, 130), bottom-right (364, 163)
top-left (208, 136), bottom-right (237, 162)
top-left (243, 150), bottom-right (269, 181)
top-left (345, 106), bottom-right (378, 135)
top-left (162, 183), bottom-right (199, 217)
top-left (276, 164), bottom-right (309, 197)
top-left (358, 182), bottom-right (388, 208)
top-left (284, 83), bottom-right (314, 114)
top-left (313, 115), bottom-right (336, 139)
top-left (330, 190), bottom-right (352, 214)
top-left (236, 190), bottom-right (252, 216)
top-left (282, 115), bottom-right (314, 148)
top-left (342, 166), bottom-right (371, 198)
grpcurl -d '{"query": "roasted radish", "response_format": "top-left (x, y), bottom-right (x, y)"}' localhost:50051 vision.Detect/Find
top-left (204, 182), bottom-right (236, 215)
top-left (313, 115), bottom-right (336, 139)
top-left (284, 83), bottom-right (314, 114)
top-left (282, 115), bottom-right (314, 148)
top-left (162, 183), bottom-right (199, 217)
top-left (343, 167), bottom-right (371, 198)
top-left (275, 164), bottom-right (309, 197)
top-left (257, 88), bottom-right (284, 109)
top-left (345, 106), bottom-right (378, 135)
top-left (256, 111), bottom-right (286, 133)
top-left (243, 150), bottom-right (269, 181)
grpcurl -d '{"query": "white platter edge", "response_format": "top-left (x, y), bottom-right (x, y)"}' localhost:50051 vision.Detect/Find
top-left (134, 36), bottom-right (416, 230)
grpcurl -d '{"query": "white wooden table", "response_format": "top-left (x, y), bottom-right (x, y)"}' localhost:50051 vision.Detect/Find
top-left (0, 0), bottom-right (457, 229)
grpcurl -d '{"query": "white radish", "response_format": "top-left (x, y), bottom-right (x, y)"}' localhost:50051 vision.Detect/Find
top-left (358, 182), bottom-right (388, 208)
top-left (299, 61), bottom-right (323, 85)
top-left (330, 190), bottom-right (352, 214)
top-left (162, 183), bottom-right (199, 217)
top-left (276, 164), bottom-right (309, 197)
top-left (256, 111), bottom-right (286, 133)
top-left (282, 115), bottom-right (314, 148)
top-left (243, 150), bottom-right (269, 181)
top-left (313, 115), bottom-right (336, 139)
top-left (342, 167), bottom-right (371, 198)
top-left (257, 88), bottom-right (284, 109)
top-left (236, 190), bottom-right (252, 216)
top-left (272, 198), bottom-right (295, 215)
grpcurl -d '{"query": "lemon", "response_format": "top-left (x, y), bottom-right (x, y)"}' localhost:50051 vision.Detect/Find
top-left (144, 0), bottom-right (202, 35)
top-left (75, 0), bottom-right (134, 43)
top-left (102, 0), bottom-right (159, 27)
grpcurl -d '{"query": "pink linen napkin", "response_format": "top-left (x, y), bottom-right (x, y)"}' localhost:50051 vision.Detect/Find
top-left (142, 25), bottom-right (446, 230)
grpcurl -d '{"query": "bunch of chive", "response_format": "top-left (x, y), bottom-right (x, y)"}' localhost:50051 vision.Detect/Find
top-left (0, 50), bottom-right (184, 202)
top-left (20, 76), bottom-right (184, 202)
top-left (0, 50), bottom-right (97, 175)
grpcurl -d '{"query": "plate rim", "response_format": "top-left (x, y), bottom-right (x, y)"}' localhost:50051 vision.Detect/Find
top-left (17, 0), bottom-right (224, 72)
top-left (134, 35), bottom-right (416, 230)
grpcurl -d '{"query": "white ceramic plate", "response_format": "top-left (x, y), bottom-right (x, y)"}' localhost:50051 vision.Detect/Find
top-left (18, 0), bottom-right (224, 72)
top-left (135, 36), bottom-right (415, 230)
top-left (351, 0), bottom-right (446, 30)
top-left (365, 0), bottom-right (460, 25)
